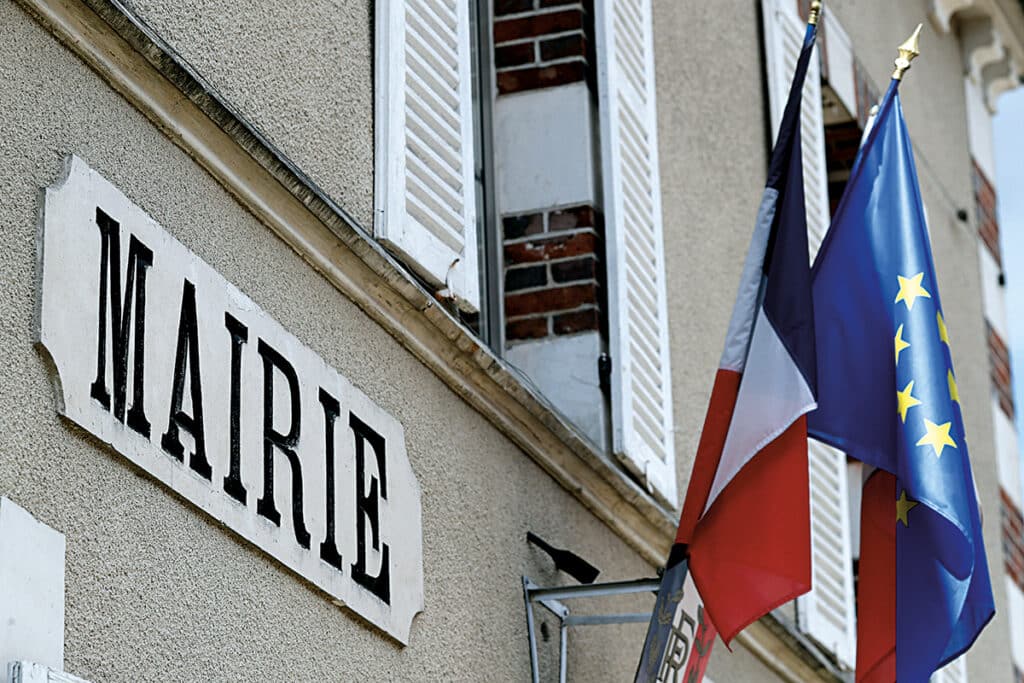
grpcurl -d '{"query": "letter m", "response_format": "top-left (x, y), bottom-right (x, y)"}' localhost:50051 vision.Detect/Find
top-left (90, 207), bottom-right (154, 437)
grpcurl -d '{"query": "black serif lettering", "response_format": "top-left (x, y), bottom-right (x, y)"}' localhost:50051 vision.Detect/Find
top-left (350, 413), bottom-right (390, 604)
top-left (222, 313), bottom-right (249, 504)
top-left (255, 340), bottom-right (311, 549)
top-left (318, 388), bottom-right (343, 571)
top-left (160, 279), bottom-right (212, 480)
top-left (89, 207), bottom-right (153, 438)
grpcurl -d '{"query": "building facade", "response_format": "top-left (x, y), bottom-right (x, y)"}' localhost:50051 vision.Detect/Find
top-left (0, 0), bottom-right (1022, 680)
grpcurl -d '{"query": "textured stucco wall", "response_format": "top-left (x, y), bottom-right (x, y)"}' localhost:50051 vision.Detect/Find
top-left (0, 3), bottom-right (669, 680)
top-left (121, 0), bottom-right (376, 227)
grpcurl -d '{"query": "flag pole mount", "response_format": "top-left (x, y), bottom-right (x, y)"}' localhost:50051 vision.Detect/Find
top-left (808, 0), bottom-right (822, 26)
top-left (892, 23), bottom-right (923, 80)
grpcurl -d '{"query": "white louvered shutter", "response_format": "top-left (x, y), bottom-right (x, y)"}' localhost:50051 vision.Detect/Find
top-left (596, 0), bottom-right (676, 505)
top-left (762, 0), bottom-right (856, 669)
top-left (931, 655), bottom-right (968, 683)
top-left (375, 0), bottom-right (480, 311)
top-left (801, 440), bottom-right (857, 667)
top-left (762, 0), bottom-right (831, 260)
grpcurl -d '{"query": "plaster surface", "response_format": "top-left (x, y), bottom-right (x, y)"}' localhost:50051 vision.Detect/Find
top-left (121, 0), bottom-right (375, 227)
top-left (652, 0), bottom-right (772, 500)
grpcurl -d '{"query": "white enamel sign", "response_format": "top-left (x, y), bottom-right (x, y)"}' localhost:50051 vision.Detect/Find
top-left (37, 156), bottom-right (423, 644)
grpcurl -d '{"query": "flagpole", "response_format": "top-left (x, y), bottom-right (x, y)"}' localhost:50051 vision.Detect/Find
top-left (892, 23), bottom-right (923, 80)
top-left (808, 0), bottom-right (822, 26)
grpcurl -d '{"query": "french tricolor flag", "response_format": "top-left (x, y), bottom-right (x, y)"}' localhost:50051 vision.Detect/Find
top-left (677, 22), bottom-right (819, 645)
top-left (633, 24), bottom-right (820, 674)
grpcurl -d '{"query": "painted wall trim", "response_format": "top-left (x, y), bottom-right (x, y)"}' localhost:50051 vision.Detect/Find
top-left (10, 1), bottom-right (839, 678)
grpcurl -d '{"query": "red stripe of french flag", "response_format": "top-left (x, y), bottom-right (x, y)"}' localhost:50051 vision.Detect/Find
top-left (675, 179), bottom-right (816, 644)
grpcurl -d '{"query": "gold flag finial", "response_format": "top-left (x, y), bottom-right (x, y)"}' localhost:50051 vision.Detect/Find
top-left (892, 24), bottom-right (923, 80)
top-left (808, 1), bottom-right (823, 26)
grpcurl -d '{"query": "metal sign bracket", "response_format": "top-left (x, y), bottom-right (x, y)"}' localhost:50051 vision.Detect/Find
top-left (521, 576), bottom-right (660, 683)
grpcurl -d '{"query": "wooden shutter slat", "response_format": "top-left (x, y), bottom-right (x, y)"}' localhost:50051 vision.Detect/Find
top-left (597, 0), bottom-right (677, 505)
top-left (376, 0), bottom-right (479, 310)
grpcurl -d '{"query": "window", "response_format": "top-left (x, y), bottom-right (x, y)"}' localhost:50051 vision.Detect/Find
top-left (374, 0), bottom-right (678, 505)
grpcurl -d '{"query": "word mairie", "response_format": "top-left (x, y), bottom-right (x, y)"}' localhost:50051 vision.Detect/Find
top-left (38, 156), bottom-right (424, 644)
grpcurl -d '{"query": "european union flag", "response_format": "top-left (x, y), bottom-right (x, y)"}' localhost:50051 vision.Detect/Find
top-left (808, 78), bottom-right (994, 680)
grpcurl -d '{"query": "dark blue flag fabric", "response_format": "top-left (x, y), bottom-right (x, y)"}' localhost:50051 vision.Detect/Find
top-left (808, 79), bottom-right (995, 680)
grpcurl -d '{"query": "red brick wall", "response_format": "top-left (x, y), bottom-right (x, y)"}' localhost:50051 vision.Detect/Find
top-left (493, 1), bottom-right (594, 95)
top-left (1001, 488), bottom-right (1024, 593)
top-left (987, 321), bottom-right (1015, 419)
top-left (503, 205), bottom-right (605, 342)
top-left (973, 160), bottom-right (1002, 266)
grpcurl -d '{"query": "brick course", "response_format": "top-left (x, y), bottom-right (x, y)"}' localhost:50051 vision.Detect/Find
top-left (987, 320), bottom-right (1015, 419)
top-left (1001, 488), bottom-right (1024, 593)
top-left (493, 1), bottom-right (594, 95)
top-left (973, 160), bottom-right (1002, 266)
top-left (503, 204), bottom-right (605, 343)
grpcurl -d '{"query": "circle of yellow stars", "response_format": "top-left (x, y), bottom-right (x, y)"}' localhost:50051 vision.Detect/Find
top-left (891, 272), bottom-right (961, 526)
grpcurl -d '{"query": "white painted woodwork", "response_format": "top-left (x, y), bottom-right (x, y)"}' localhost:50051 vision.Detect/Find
top-left (993, 397), bottom-right (1021, 509)
top-left (596, 0), bottom-right (677, 505)
top-left (9, 662), bottom-right (90, 683)
top-left (1007, 579), bottom-right (1024, 675)
top-left (823, 10), bottom-right (856, 120)
top-left (0, 499), bottom-right (65, 674)
top-left (978, 244), bottom-right (1008, 341)
top-left (37, 157), bottom-right (423, 644)
top-left (375, 0), bottom-right (479, 310)
top-left (799, 440), bottom-right (857, 669)
top-left (964, 76), bottom-right (997, 181)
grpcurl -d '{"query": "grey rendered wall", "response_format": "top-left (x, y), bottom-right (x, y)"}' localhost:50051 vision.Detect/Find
top-left (0, 3), bottom-right (673, 680)
top-left (121, 0), bottom-right (376, 228)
